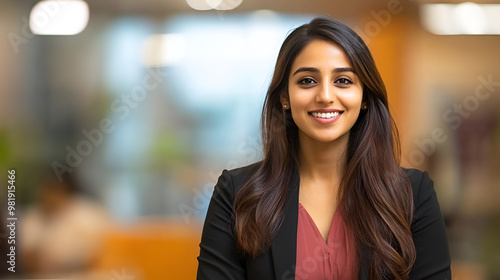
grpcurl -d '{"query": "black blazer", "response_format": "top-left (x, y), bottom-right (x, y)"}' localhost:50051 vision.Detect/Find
top-left (197, 162), bottom-right (451, 279)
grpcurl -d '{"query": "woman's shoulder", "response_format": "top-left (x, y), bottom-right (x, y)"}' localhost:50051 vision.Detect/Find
top-left (401, 167), bottom-right (434, 198)
top-left (400, 167), bottom-right (440, 217)
top-left (400, 167), bottom-right (434, 194)
top-left (218, 161), bottom-right (263, 193)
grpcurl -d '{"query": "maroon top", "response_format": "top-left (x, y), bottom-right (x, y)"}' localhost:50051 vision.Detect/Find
top-left (295, 202), bottom-right (356, 280)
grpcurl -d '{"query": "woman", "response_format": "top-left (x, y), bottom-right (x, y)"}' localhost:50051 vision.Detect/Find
top-left (197, 16), bottom-right (451, 279)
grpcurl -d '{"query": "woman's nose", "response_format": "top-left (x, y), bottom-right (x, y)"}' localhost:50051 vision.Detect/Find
top-left (316, 83), bottom-right (335, 104)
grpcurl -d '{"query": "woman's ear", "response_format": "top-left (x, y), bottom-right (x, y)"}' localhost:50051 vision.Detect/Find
top-left (280, 94), bottom-right (290, 109)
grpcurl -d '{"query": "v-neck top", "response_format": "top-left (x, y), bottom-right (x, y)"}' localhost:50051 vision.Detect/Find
top-left (296, 202), bottom-right (356, 280)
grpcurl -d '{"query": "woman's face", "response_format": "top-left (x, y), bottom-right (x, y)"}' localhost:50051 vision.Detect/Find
top-left (285, 39), bottom-right (364, 145)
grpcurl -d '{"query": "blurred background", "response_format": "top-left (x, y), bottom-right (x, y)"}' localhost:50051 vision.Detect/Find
top-left (0, 0), bottom-right (499, 279)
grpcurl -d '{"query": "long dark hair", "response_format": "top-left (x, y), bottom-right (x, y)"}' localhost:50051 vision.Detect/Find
top-left (233, 16), bottom-right (415, 279)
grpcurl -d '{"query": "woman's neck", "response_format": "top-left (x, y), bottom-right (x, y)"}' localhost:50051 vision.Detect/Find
top-left (298, 132), bottom-right (348, 185)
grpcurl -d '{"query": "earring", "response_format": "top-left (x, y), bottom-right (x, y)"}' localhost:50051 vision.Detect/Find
top-left (362, 104), bottom-right (367, 110)
top-left (283, 104), bottom-right (288, 109)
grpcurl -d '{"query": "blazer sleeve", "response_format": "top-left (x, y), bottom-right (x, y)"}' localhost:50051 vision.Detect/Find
top-left (408, 170), bottom-right (452, 280)
top-left (197, 169), bottom-right (246, 280)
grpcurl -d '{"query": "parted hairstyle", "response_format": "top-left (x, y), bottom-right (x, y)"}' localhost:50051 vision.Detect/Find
top-left (233, 16), bottom-right (415, 279)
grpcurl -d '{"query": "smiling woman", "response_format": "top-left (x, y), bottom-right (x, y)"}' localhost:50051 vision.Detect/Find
top-left (197, 16), bottom-right (451, 280)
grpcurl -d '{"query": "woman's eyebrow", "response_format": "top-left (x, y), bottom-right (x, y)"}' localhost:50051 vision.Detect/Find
top-left (333, 67), bottom-right (354, 73)
top-left (292, 67), bottom-right (319, 76)
top-left (292, 66), bottom-right (355, 76)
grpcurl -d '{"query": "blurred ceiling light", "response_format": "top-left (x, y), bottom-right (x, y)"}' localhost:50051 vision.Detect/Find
top-left (186, 0), bottom-right (222, 10)
top-left (186, 0), bottom-right (243, 11)
top-left (30, 0), bottom-right (89, 35)
top-left (421, 2), bottom-right (500, 35)
top-left (214, 0), bottom-right (244, 10)
top-left (453, 2), bottom-right (486, 34)
top-left (141, 34), bottom-right (186, 66)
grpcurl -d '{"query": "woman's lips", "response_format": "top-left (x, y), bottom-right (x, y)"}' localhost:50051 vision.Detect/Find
top-left (308, 110), bottom-right (343, 124)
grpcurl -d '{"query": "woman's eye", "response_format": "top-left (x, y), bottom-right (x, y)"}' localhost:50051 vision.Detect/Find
top-left (298, 78), bottom-right (316, 85)
top-left (336, 78), bottom-right (353, 85)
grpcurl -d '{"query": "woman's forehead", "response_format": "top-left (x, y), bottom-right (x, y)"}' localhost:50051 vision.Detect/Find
top-left (291, 40), bottom-right (352, 73)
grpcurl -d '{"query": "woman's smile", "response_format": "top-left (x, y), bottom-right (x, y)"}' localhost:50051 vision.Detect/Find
top-left (308, 109), bottom-right (343, 124)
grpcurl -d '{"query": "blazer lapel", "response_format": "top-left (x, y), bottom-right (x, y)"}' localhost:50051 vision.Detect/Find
top-left (359, 245), bottom-right (370, 279)
top-left (271, 170), bottom-right (300, 280)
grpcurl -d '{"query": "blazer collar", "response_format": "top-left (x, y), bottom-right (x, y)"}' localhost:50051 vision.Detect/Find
top-left (271, 169), bottom-right (300, 280)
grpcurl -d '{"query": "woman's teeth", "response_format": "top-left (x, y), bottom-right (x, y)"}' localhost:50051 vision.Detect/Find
top-left (310, 112), bottom-right (340, 119)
